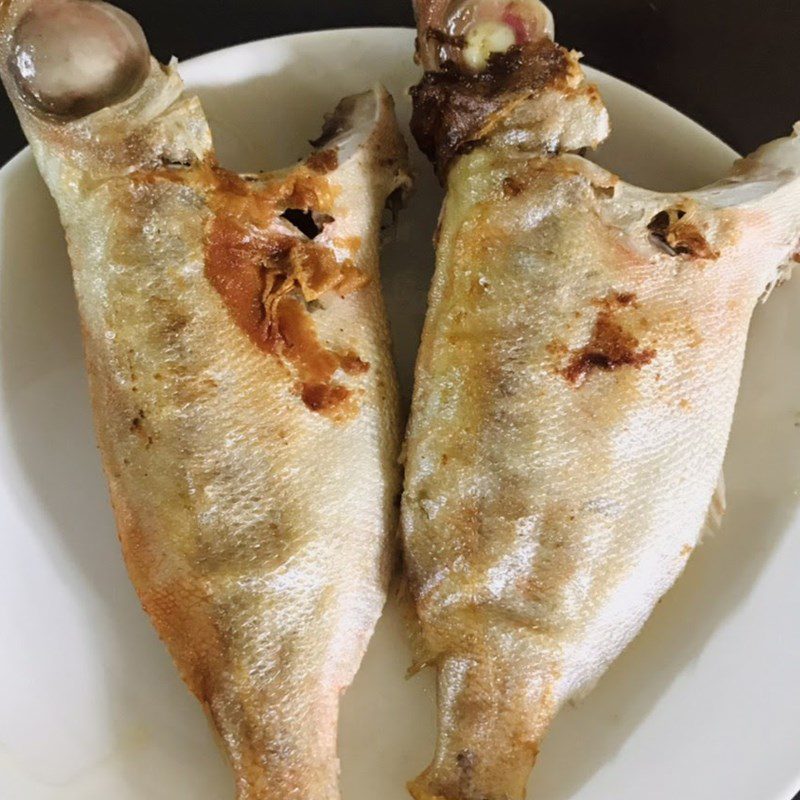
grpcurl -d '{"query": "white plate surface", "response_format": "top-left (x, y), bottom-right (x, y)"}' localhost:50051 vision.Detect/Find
top-left (0, 27), bottom-right (799, 800)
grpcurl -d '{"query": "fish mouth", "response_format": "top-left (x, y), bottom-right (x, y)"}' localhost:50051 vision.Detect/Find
top-left (6, 0), bottom-right (150, 119)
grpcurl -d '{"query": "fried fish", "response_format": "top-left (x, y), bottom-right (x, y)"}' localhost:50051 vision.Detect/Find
top-left (401, 2), bottom-right (800, 798)
top-left (0, 1), bottom-right (410, 798)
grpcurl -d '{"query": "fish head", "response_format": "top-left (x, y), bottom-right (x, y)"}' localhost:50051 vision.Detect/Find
top-left (410, 0), bottom-right (609, 181)
top-left (3, 0), bottom-right (150, 118)
top-left (0, 0), bottom-right (207, 179)
top-left (415, 0), bottom-right (554, 73)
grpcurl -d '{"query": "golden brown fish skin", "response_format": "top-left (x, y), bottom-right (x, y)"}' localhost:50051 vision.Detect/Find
top-left (402, 150), bottom-right (775, 800)
top-left (403, 3), bottom-right (800, 799)
top-left (0, 3), bottom-right (411, 797)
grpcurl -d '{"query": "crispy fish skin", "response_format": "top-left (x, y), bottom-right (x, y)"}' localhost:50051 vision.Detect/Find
top-left (402, 2), bottom-right (800, 799)
top-left (0, 2), bottom-right (410, 797)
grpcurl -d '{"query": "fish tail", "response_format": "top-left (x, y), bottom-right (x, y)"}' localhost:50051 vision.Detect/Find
top-left (409, 645), bottom-right (557, 800)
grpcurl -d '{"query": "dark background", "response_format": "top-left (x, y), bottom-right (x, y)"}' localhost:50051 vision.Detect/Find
top-left (1, 0), bottom-right (800, 162)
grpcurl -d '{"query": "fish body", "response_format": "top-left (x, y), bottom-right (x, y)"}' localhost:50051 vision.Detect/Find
top-left (0, 2), bottom-right (410, 798)
top-left (402, 2), bottom-right (800, 799)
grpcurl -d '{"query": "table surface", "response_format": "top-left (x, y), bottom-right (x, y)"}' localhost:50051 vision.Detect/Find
top-left (0, 2), bottom-right (798, 798)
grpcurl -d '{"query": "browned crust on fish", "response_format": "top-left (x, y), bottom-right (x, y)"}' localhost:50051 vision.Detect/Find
top-left (562, 294), bottom-right (656, 385)
top-left (133, 159), bottom-right (370, 421)
top-left (306, 148), bottom-right (339, 174)
top-left (410, 38), bottom-right (571, 179)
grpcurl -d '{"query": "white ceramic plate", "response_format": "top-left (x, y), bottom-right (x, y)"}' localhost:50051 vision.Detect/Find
top-left (0, 27), bottom-right (798, 800)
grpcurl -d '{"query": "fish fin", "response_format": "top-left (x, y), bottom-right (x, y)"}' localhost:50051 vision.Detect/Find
top-left (700, 471), bottom-right (727, 540)
top-left (396, 575), bottom-right (436, 677)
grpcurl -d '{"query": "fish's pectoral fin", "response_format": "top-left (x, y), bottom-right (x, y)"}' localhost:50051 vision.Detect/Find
top-left (308, 85), bottom-right (412, 186)
top-left (268, 85), bottom-right (411, 247)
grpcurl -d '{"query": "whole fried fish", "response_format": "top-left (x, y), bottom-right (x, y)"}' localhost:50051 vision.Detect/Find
top-left (401, 2), bottom-right (800, 799)
top-left (0, 1), bottom-right (410, 798)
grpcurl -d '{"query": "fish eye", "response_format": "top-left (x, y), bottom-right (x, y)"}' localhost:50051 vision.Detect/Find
top-left (9, 0), bottom-right (150, 119)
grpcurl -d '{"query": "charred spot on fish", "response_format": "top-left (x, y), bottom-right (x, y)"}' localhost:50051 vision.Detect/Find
top-left (648, 208), bottom-right (719, 260)
top-left (503, 176), bottom-right (524, 197)
top-left (306, 149), bottom-right (339, 174)
top-left (130, 409), bottom-right (153, 446)
top-left (591, 291), bottom-right (638, 310)
top-left (163, 313), bottom-right (190, 338)
top-left (281, 208), bottom-right (333, 240)
top-left (301, 382), bottom-right (351, 413)
top-left (306, 299), bottom-right (323, 313)
top-left (410, 38), bottom-right (570, 178)
top-left (591, 182), bottom-right (616, 199)
top-left (563, 313), bottom-right (656, 385)
top-left (339, 352), bottom-right (370, 375)
top-left (455, 749), bottom-right (477, 792)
